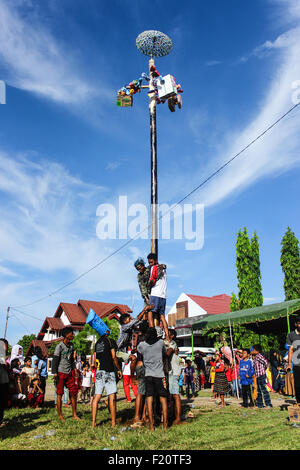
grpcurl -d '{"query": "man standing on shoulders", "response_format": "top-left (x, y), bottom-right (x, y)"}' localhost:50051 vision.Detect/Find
top-left (251, 344), bottom-right (272, 409)
top-left (286, 315), bottom-right (300, 406)
top-left (52, 327), bottom-right (80, 422)
top-left (147, 253), bottom-right (169, 342)
top-left (92, 329), bottom-right (122, 428)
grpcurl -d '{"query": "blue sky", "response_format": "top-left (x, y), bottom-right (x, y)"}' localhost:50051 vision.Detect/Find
top-left (1, 0), bottom-right (300, 345)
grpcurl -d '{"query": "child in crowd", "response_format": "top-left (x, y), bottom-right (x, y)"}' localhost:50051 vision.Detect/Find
top-left (122, 352), bottom-right (138, 403)
top-left (9, 359), bottom-right (27, 407)
top-left (184, 360), bottom-right (196, 399)
top-left (231, 360), bottom-right (240, 397)
top-left (178, 368), bottom-right (185, 395)
top-left (27, 377), bottom-right (44, 408)
top-left (251, 345), bottom-right (273, 409)
top-left (81, 363), bottom-right (92, 404)
top-left (21, 357), bottom-right (36, 396)
top-left (90, 365), bottom-right (97, 406)
top-left (276, 365), bottom-right (286, 395)
top-left (209, 359), bottom-right (216, 398)
top-left (213, 353), bottom-right (230, 408)
top-left (224, 360), bottom-right (233, 397)
top-left (22, 357), bottom-right (35, 379)
top-left (239, 349), bottom-right (255, 407)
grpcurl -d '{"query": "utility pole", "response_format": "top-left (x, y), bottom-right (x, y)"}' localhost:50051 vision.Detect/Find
top-left (4, 306), bottom-right (10, 339)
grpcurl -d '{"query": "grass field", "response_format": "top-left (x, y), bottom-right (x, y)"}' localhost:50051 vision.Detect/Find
top-left (1, 384), bottom-right (299, 451)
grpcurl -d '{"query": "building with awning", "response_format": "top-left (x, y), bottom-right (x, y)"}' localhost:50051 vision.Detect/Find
top-left (175, 298), bottom-right (300, 355)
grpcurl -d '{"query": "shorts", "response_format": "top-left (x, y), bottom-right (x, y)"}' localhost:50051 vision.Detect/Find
top-left (94, 371), bottom-right (117, 396)
top-left (56, 370), bottom-right (78, 397)
top-left (149, 296), bottom-right (166, 316)
top-left (145, 376), bottom-right (168, 398)
top-left (168, 373), bottom-right (180, 395)
top-left (136, 365), bottom-right (146, 395)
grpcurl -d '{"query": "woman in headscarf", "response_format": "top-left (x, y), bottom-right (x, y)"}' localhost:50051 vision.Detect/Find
top-left (10, 345), bottom-right (24, 365)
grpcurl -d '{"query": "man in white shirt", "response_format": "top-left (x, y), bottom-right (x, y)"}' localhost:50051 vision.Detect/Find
top-left (147, 253), bottom-right (169, 342)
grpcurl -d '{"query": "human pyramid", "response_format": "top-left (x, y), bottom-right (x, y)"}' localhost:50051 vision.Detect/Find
top-left (52, 252), bottom-right (182, 430)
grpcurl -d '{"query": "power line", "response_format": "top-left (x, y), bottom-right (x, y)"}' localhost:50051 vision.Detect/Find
top-left (10, 101), bottom-right (300, 311)
top-left (10, 313), bottom-right (29, 332)
top-left (10, 307), bottom-right (42, 322)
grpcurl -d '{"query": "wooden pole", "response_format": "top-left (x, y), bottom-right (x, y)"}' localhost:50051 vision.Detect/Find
top-left (191, 327), bottom-right (194, 360)
top-left (229, 319), bottom-right (240, 399)
top-left (149, 56), bottom-right (158, 257)
top-left (4, 306), bottom-right (10, 339)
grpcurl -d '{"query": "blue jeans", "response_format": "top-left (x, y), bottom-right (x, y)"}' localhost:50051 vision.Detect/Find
top-left (186, 381), bottom-right (195, 398)
top-left (231, 378), bottom-right (241, 396)
top-left (256, 374), bottom-right (272, 408)
top-left (54, 386), bottom-right (69, 404)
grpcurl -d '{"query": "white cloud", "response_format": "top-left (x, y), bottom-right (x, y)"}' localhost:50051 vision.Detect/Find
top-left (205, 60), bottom-right (222, 67)
top-left (0, 150), bottom-right (139, 296)
top-left (239, 27), bottom-right (299, 63)
top-left (0, 1), bottom-right (100, 104)
top-left (183, 3), bottom-right (300, 209)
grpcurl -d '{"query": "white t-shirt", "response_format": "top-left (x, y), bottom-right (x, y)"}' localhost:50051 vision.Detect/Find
top-left (150, 266), bottom-right (167, 299)
top-left (122, 362), bottom-right (132, 376)
top-left (122, 353), bottom-right (137, 376)
top-left (81, 370), bottom-right (92, 387)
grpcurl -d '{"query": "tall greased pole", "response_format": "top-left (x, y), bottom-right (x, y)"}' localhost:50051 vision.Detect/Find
top-left (149, 56), bottom-right (158, 257)
top-left (135, 31), bottom-right (174, 254)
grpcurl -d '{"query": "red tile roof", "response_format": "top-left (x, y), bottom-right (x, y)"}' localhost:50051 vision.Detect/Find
top-left (41, 317), bottom-right (64, 332)
top-left (54, 303), bottom-right (87, 324)
top-left (78, 300), bottom-right (132, 319)
top-left (187, 294), bottom-right (231, 315)
top-left (26, 339), bottom-right (50, 358)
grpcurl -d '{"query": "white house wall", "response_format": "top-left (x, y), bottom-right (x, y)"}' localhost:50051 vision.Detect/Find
top-left (167, 293), bottom-right (207, 318)
top-left (60, 311), bottom-right (70, 326)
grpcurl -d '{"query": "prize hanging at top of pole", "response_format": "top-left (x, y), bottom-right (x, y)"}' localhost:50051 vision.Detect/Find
top-left (116, 30), bottom-right (183, 111)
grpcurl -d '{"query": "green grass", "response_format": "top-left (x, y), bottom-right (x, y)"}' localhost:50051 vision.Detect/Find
top-left (1, 390), bottom-right (300, 450)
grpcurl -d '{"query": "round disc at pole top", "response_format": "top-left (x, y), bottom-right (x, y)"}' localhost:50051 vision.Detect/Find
top-left (136, 30), bottom-right (173, 57)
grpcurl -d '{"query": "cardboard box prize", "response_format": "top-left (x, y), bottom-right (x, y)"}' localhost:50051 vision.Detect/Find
top-left (157, 74), bottom-right (177, 100)
top-left (116, 94), bottom-right (133, 107)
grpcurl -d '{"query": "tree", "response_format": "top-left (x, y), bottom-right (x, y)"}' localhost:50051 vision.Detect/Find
top-left (250, 231), bottom-right (263, 307)
top-left (207, 324), bottom-right (283, 352)
top-left (234, 227), bottom-right (263, 310)
top-left (229, 292), bottom-right (239, 312)
top-left (236, 227), bottom-right (253, 309)
top-left (280, 227), bottom-right (300, 300)
top-left (72, 318), bottom-right (120, 355)
top-left (73, 324), bottom-right (96, 356)
top-left (17, 334), bottom-right (36, 355)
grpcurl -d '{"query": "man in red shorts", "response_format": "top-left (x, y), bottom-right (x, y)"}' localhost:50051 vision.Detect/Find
top-left (52, 327), bottom-right (80, 422)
